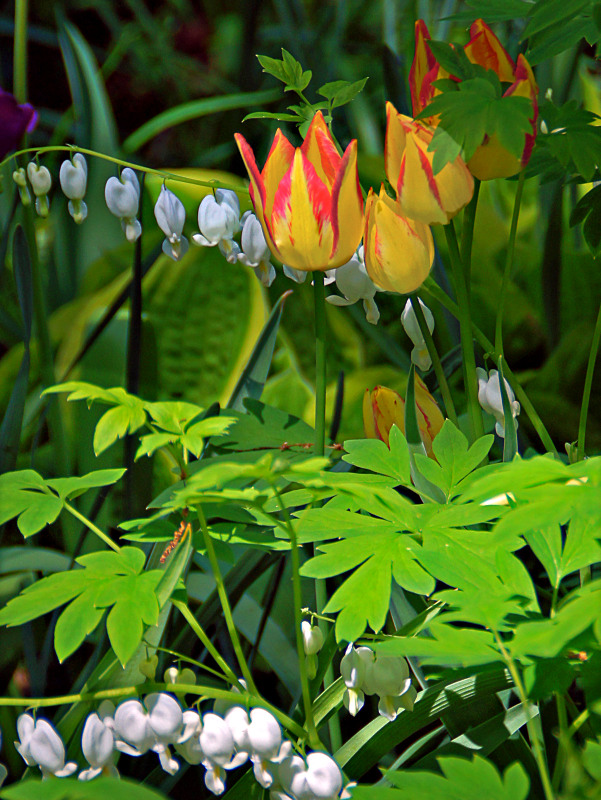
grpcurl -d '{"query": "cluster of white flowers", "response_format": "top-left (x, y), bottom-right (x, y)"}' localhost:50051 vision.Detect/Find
top-left (476, 368), bottom-right (521, 438)
top-left (12, 674), bottom-right (351, 799)
top-left (340, 644), bottom-right (416, 722)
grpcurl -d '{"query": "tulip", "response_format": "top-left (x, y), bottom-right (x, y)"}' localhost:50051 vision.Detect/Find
top-left (363, 185), bottom-right (434, 294)
top-left (410, 19), bottom-right (538, 180)
top-left (235, 111), bottom-right (364, 272)
top-left (385, 104), bottom-right (474, 225)
top-left (0, 88), bottom-right (37, 160)
top-left (363, 380), bottom-right (444, 456)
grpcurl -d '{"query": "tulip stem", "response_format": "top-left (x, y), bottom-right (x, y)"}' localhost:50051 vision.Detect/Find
top-left (460, 178), bottom-right (480, 293)
top-left (444, 221), bottom-right (484, 443)
top-left (196, 505), bottom-right (258, 695)
top-left (411, 295), bottom-right (458, 426)
top-left (577, 299), bottom-right (601, 460)
top-left (422, 280), bottom-right (558, 457)
top-left (495, 170), bottom-right (526, 357)
top-left (313, 271), bottom-right (327, 457)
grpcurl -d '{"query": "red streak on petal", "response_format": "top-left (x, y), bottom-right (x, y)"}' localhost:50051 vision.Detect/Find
top-left (417, 145), bottom-right (443, 210)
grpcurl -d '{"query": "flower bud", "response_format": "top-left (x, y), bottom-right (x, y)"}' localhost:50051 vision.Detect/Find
top-left (12, 167), bottom-right (31, 206)
top-left (301, 621), bottom-right (324, 656)
top-left (27, 162), bottom-right (52, 217)
top-left (401, 298), bottom-right (435, 371)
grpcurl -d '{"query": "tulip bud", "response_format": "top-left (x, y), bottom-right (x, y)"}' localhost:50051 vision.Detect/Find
top-left (154, 185), bottom-right (189, 261)
top-left (12, 167), bottom-right (31, 206)
top-left (363, 379), bottom-right (444, 456)
top-left (60, 153), bottom-right (88, 223)
top-left (401, 298), bottom-right (435, 371)
top-left (27, 162), bottom-right (52, 217)
top-left (385, 103), bottom-right (474, 225)
top-left (363, 186), bottom-right (434, 295)
top-left (476, 368), bottom-right (520, 438)
top-left (105, 168), bottom-right (141, 241)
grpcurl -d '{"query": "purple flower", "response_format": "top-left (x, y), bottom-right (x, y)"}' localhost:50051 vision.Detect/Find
top-left (0, 89), bottom-right (37, 160)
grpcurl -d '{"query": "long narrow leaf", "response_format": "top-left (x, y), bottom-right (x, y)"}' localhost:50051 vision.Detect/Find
top-left (498, 357), bottom-right (518, 461)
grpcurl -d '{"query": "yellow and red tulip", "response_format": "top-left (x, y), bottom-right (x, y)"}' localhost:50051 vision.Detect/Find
top-left (409, 19), bottom-right (538, 181)
top-left (363, 380), bottom-right (444, 456)
top-left (385, 103), bottom-right (474, 226)
top-left (234, 112), bottom-right (364, 272)
top-left (363, 185), bottom-right (434, 294)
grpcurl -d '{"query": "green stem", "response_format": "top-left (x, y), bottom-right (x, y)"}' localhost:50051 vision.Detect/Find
top-left (577, 300), bottom-right (601, 460)
top-left (13, 0), bottom-right (28, 103)
top-left (493, 632), bottom-right (555, 800)
top-left (196, 505), bottom-right (257, 694)
top-left (275, 491), bottom-right (321, 749)
top-left (444, 221), bottom-right (483, 443)
top-left (0, 684), bottom-right (306, 739)
top-left (552, 692), bottom-right (570, 791)
top-left (63, 502), bottom-right (120, 553)
top-left (313, 271), bottom-right (327, 456)
top-left (460, 178), bottom-right (480, 292)
top-left (312, 273), bottom-right (340, 749)
top-left (2, 146), bottom-right (242, 193)
top-left (422, 280), bottom-right (558, 457)
top-left (172, 599), bottom-right (242, 689)
top-left (410, 295), bottom-right (458, 425)
top-left (495, 170), bottom-right (526, 356)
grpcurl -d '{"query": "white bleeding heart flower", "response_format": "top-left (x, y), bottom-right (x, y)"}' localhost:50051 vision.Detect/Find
top-left (283, 264), bottom-right (308, 283)
top-left (193, 189), bottom-right (241, 263)
top-left (154, 185), bottom-right (189, 261)
top-left (105, 167), bottom-right (142, 241)
top-left (238, 211), bottom-right (276, 287)
top-left (174, 710), bottom-right (204, 765)
top-left (113, 692), bottom-right (184, 774)
top-left (401, 298), bottom-right (435, 371)
top-left (340, 644), bottom-right (374, 716)
top-left (280, 751), bottom-right (343, 800)
top-left (364, 656), bottom-right (415, 721)
top-left (477, 368), bottom-right (520, 438)
top-left (15, 714), bottom-right (78, 778)
top-left (326, 246), bottom-right (380, 324)
top-left (27, 162), bottom-right (52, 217)
top-left (79, 708), bottom-right (117, 781)
top-left (199, 713), bottom-right (248, 796)
top-left (59, 153), bottom-right (88, 223)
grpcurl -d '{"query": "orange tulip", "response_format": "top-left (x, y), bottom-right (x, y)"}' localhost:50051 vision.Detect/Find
top-left (363, 185), bottom-right (434, 294)
top-left (363, 380), bottom-right (444, 456)
top-left (409, 19), bottom-right (538, 181)
top-left (234, 112), bottom-right (364, 272)
top-left (385, 103), bottom-right (474, 226)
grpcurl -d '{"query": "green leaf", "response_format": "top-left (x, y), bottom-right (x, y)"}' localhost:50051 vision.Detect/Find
top-left (243, 111), bottom-right (301, 122)
top-left (377, 623), bottom-right (501, 667)
top-left (570, 184), bottom-right (601, 257)
top-left (381, 754), bottom-right (530, 800)
top-left (123, 89), bottom-right (280, 152)
top-left (257, 50), bottom-right (311, 93)
top-left (342, 425), bottom-right (411, 484)
top-left (54, 590), bottom-right (105, 662)
top-left (227, 291), bottom-right (291, 412)
top-left (17, 493), bottom-right (63, 537)
top-left (107, 598), bottom-right (144, 666)
top-left (94, 404), bottom-right (146, 455)
top-left (47, 469), bottom-right (127, 500)
top-left (318, 78), bottom-right (368, 109)
top-left (497, 358), bottom-right (518, 462)
top-left (0, 776), bottom-right (169, 800)
top-left (424, 40), bottom-right (477, 81)
top-left (429, 421), bottom-right (494, 498)
top-left (523, 0), bottom-right (591, 39)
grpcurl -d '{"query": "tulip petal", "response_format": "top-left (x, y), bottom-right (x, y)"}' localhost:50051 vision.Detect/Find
top-left (271, 149), bottom-right (334, 271)
top-left (330, 139), bottom-right (364, 267)
top-left (364, 187), bottom-right (434, 295)
top-left (262, 129), bottom-right (295, 218)
top-left (235, 132), bottom-right (282, 258)
top-left (464, 19), bottom-right (516, 83)
top-left (301, 111), bottom-right (340, 189)
top-left (409, 20), bottom-right (437, 116)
